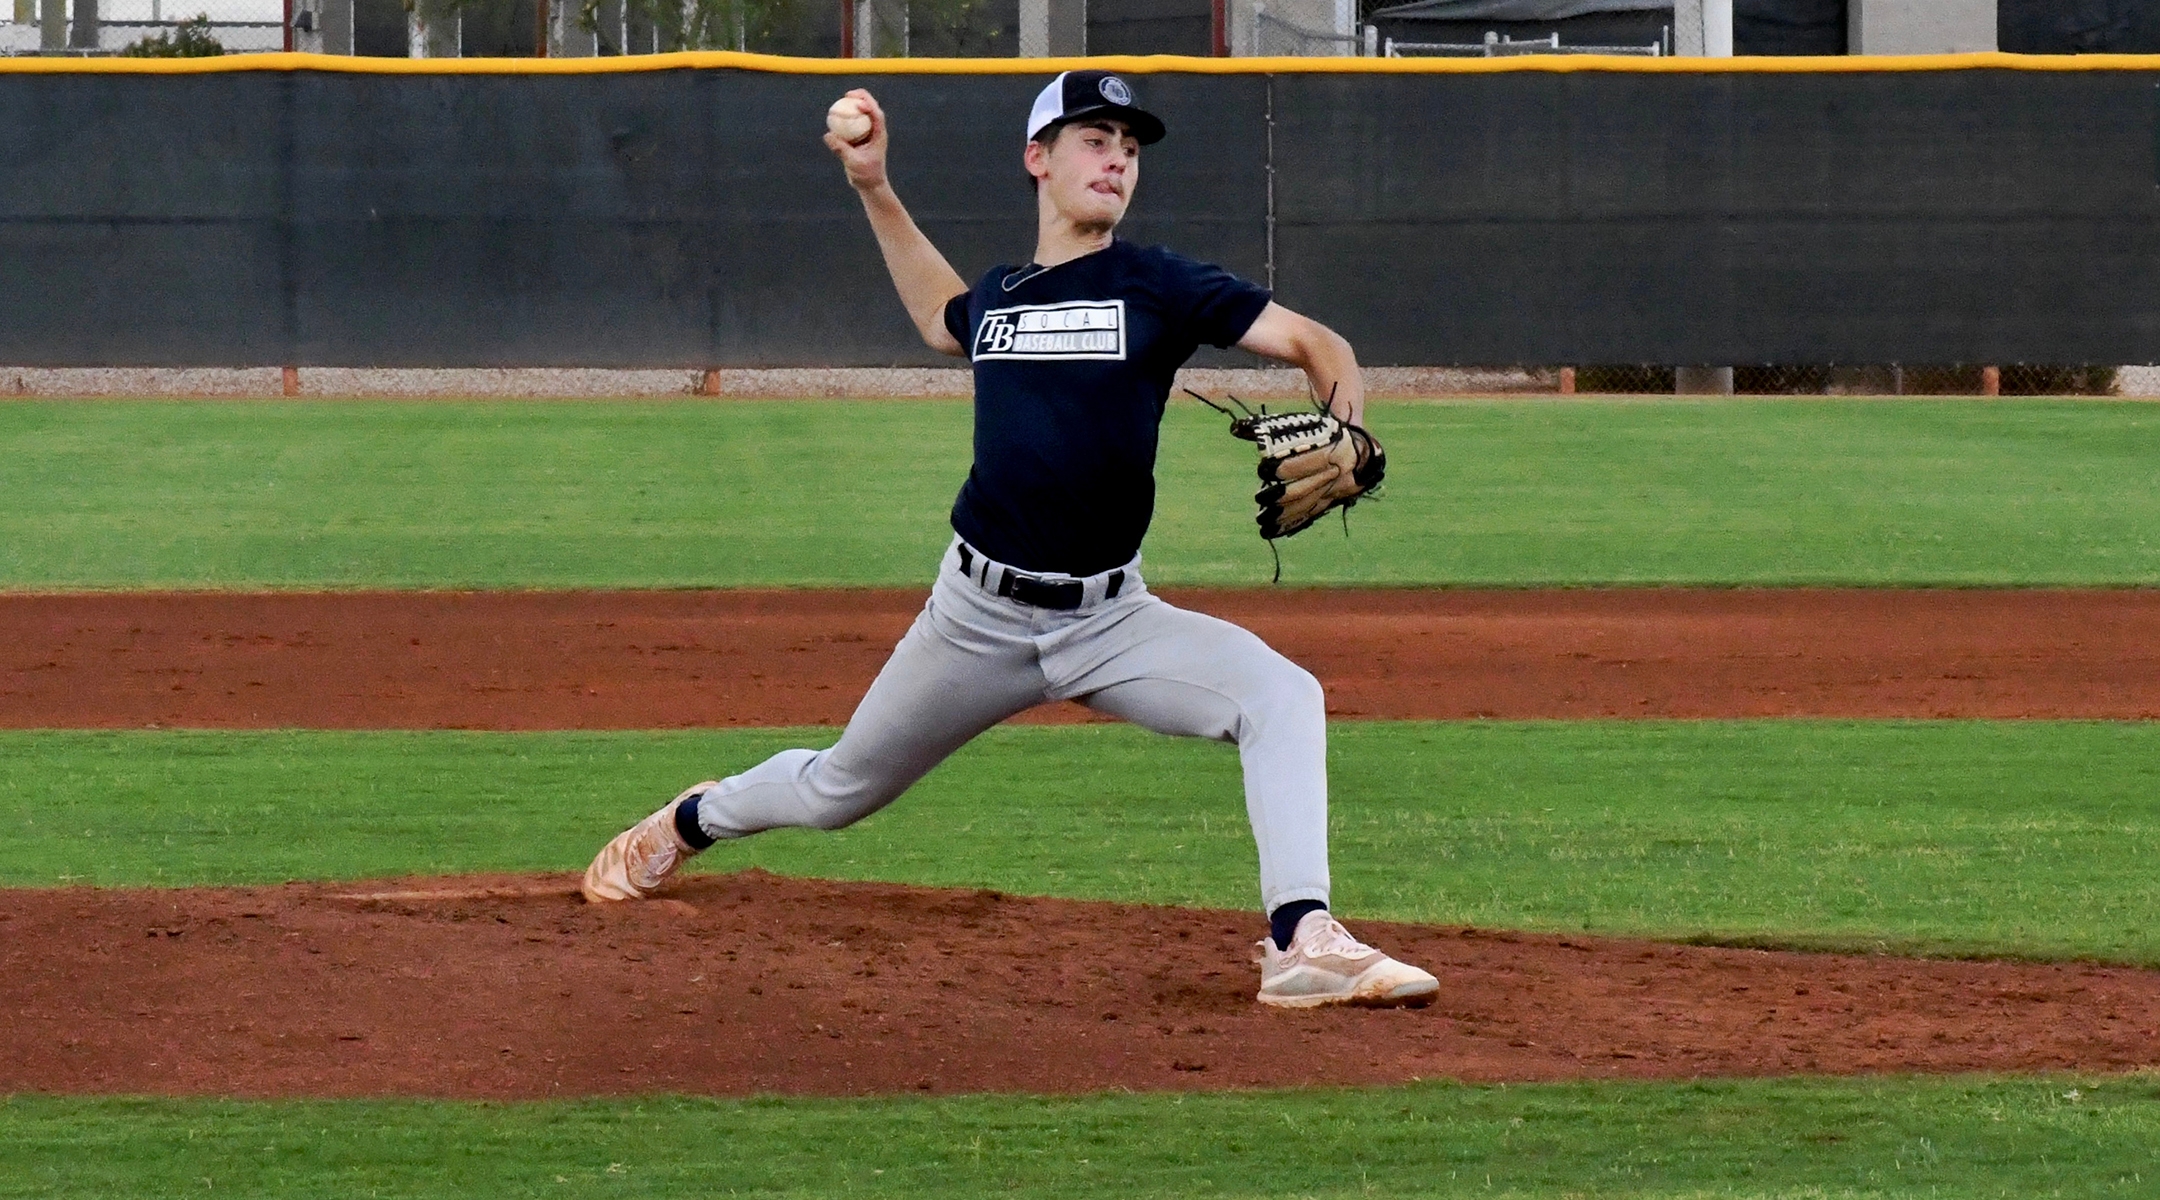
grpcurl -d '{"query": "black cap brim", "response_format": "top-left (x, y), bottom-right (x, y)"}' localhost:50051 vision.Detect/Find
top-left (1056, 103), bottom-right (1167, 146)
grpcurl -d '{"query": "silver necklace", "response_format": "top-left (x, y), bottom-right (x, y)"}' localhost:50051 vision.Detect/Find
top-left (999, 242), bottom-right (1111, 292)
top-left (1000, 262), bottom-right (1056, 292)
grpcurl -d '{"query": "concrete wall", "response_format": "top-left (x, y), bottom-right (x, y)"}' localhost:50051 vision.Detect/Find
top-left (295, 0), bottom-right (355, 54)
top-left (1019, 0), bottom-right (1086, 54)
top-left (1234, 0), bottom-right (1353, 55)
top-left (325, 0), bottom-right (354, 53)
top-left (408, 0), bottom-right (460, 56)
top-left (1850, 0), bottom-right (1995, 54)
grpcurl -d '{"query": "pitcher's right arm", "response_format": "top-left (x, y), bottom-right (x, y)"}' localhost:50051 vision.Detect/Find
top-left (825, 90), bottom-right (968, 357)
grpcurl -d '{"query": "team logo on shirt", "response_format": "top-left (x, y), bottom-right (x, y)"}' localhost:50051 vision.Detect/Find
top-left (972, 301), bottom-right (1128, 362)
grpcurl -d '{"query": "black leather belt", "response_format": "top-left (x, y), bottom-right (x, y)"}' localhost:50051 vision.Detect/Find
top-left (957, 543), bottom-right (1124, 611)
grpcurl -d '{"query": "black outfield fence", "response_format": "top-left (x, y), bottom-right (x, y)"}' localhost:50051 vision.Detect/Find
top-left (0, 53), bottom-right (2156, 369)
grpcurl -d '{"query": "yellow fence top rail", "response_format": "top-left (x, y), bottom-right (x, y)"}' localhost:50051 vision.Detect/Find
top-left (1, 48), bottom-right (2157, 76)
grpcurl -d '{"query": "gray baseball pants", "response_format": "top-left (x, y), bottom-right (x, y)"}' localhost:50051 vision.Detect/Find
top-left (691, 537), bottom-right (1331, 914)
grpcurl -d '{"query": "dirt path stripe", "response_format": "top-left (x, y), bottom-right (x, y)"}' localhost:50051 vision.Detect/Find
top-left (3, 588), bottom-right (2158, 729)
top-left (5, 870), bottom-right (2156, 1099)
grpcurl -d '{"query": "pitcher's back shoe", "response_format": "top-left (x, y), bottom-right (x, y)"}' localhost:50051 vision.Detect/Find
top-left (581, 782), bottom-right (716, 903)
top-left (1254, 909), bottom-right (1438, 1009)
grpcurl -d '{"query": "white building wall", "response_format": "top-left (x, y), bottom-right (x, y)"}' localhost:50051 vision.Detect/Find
top-left (1851, 0), bottom-right (1996, 54)
top-left (1673, 0), bottom-right (1734, 56)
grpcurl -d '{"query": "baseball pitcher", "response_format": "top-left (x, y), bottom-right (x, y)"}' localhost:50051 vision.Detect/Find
top-left (583, 71), bottom-right (1433, 1009)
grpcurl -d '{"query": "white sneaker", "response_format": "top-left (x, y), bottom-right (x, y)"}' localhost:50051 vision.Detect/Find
top-left (580, 782), bottom-right (716, 903)
top-left (1254, 910), bottom-right (1439, 1009)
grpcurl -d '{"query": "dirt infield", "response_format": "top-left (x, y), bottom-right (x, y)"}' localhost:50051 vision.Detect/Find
top-left (10, 586), bottom-right (2160, 1100)
top-left (6, 587), bottom-right (2160, 728)
top-left (5, 869), bottom-right (2157, 1100)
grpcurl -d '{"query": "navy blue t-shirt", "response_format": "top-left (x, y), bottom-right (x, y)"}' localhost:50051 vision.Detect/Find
top-left (940, 239), bottom-right (1272, 577)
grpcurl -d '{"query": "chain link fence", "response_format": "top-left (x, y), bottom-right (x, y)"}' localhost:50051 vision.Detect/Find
top-left (1253, 8), bottom-right (1357, 56)
top-left (1381, 29), bottom-right (1664, 56)
top-left (1562, 365), bottom-right (2140, 397)
top-left (4, 2), bottom-right (286, 54)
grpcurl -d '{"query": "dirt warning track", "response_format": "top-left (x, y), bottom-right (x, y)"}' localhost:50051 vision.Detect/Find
top-left (5, 870), bottom-right (2157, 1100)
top-left (5, 587), bottom-right (2160, 728)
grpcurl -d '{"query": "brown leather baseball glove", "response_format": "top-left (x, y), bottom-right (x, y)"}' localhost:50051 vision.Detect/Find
top-left (1191, 390), bottom-right (1387, 542)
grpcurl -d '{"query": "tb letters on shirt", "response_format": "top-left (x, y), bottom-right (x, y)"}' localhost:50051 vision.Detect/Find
top-left (973, 301), bottom-right (1128, 361)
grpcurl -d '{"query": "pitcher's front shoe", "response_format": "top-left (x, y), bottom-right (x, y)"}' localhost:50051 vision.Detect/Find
top-left (581, 782), bottom-right (716, 903)
top-left (1254, 910), bottom-right (1438, 1009)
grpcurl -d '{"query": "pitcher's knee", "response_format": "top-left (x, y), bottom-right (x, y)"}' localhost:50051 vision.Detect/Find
top-left (1268, 659), bottom-right (1326, 718)
top-left (1234, 657), bottom-right (1326, 736)
top-left (1289, 663), bottom-right (1325, 714)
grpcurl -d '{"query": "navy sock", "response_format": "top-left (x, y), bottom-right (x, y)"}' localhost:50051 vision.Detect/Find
top-left (672, 791), bottom-right (717, 851)
top-left (1270, 899), bottom-right (1327, 951)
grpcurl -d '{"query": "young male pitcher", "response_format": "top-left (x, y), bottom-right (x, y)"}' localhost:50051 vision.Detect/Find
top-left (583, 72), bottom-right (1436, 1010)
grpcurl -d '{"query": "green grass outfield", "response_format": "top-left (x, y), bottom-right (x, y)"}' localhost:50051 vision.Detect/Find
top-left (3, 398), bottom-right (2157, 588)
top-left (7, 1077), bottom-right (2157, 1199)
top-left (11, 720), bottom-right (2160, 1194)
top-left (7, 721), bottom-right (2158, 965)
top-left (12, 396), bottom-right (2160, 1196)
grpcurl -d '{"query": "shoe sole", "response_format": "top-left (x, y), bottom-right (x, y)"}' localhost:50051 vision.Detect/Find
top-left (1256, 976), bottom-right (1440, 1010)
top-left (579, 875), bottom-right (640, 904)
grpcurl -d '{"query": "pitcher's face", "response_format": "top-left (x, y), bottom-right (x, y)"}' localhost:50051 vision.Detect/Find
top-left (1028, 120), bottom-right (1140, 232)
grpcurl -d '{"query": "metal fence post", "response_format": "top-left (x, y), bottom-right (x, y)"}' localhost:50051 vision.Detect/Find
top-left (65, 0), bottom-right (97, 49)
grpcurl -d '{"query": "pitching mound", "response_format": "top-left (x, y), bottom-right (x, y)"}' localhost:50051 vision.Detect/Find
top-left (5, 870), bottom-right (2156, 1100)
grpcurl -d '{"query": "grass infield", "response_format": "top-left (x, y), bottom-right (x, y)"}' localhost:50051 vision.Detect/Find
top-left (4, 1077), bottom-right (2157, 1198)
top-left (2, 398), bottom-right (2157, 588)
top-left (6, 721), bottom-right (2158, 964)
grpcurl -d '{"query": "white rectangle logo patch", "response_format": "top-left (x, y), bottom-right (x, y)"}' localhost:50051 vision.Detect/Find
top-left (973, 301), bottom-right (1127, 362)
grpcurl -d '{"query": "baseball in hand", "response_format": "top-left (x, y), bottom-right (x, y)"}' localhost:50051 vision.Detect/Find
top-left (827, 97), bottom-right (873, 145)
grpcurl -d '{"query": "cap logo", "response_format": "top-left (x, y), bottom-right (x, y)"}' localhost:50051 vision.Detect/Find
top-left (1098, 76), bottom-right (1132, 106)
